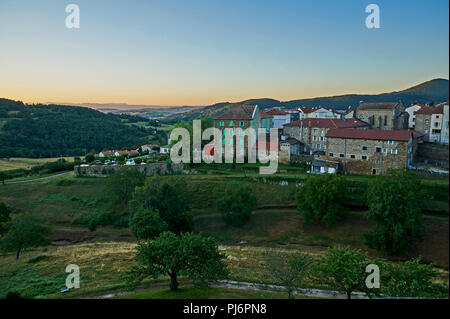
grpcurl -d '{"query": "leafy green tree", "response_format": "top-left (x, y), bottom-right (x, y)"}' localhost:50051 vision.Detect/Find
top-left (105, 168), bottom-right (145, 211)
top-left (381, 257), bottom-right (447, 298)
top-left (364, 169), bottom-right (424, 254)
top-left (265, 250), bottom-right (312, 299)
top-left (313, 246), bottom-right (375, 299)
top-left (0, 202), bottom-right (11, 235)
top-left (130, 177), bottom-right (192, 234)
top-left (129, 208), bottom-right (168, 240)
top-left (0, 214), bottom-right (53, 259)
top-left (217, 182), bottom-right (257, 226)
top-left (85, 153), bottom-right (95, 163)
top-left (130, 231), bottom-right (228, 290)
top-left (295, 174), bottom-right (348, 226)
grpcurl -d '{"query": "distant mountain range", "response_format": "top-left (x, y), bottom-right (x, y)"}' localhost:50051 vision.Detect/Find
top-left (165, 78), bottom-right (449, 122)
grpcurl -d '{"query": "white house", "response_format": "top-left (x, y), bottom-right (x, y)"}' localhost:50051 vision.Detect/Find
top-left (405, 103), bottom-right (427, 129)
top-left (266, 109), bottom-right (290, 129)
top-left (139, 144), bottom-right (159, 152)
top-left (298, 107), bottom-right (342, 120)
top-left (160, 145), bottom-right (169, 154)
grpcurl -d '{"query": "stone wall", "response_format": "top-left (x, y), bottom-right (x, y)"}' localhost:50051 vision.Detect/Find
top-left (74, 162), bottom-right (186, 177)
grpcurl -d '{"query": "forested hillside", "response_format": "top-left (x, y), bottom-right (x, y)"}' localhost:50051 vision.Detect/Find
top-left (0, 98), bottom-right (151, 157)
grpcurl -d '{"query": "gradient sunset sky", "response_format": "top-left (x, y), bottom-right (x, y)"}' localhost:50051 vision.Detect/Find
top-left (0, 0), bottom-right (448, 106)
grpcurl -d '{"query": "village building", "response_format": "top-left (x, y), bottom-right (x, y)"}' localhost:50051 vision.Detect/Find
top-left (114, 150), bottom-right (139, 157)
top-left (298, 107), bottom-right (342, 120)
top-left (213, 105), bottom-right (273, 156)
top-left (405, 103), bottom-right (428, 129)
top-left (279, 137), bottom-right (305, 164)
top-left (139, 144), bottom-right (159, 152)
top-left (99, 150), bottom-right (115, 157)
top-left (353, 102), bottom-right (409, 130)
top-left (282, 118), bottom-right (369, 153)
top-left (160, 145), bottom-right (170, 154)
top-left (286, 108), bottom-right (300, 122)
top-left (266, 109), bottom-right (290, 129)
top-left (324, 128), bottom-right (421, 175)
top-left (414, 102), bottom-right (449, 144)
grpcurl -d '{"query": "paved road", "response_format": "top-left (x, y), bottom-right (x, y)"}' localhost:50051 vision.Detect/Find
top-left (3, 171), bottom-right (73, 185)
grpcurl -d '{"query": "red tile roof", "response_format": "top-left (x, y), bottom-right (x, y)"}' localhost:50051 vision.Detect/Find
top-left (266, 109), bottom-right (289, 115)
top-left (415, 105), bottom-right (444, 115)
top-left (259, 111), bottom-right (273, 118)
top-left (326, 128), bottom-right (413, 141)
top-left (283, 118), bottom-right (369, 128)
top-left (100, 151), bottom-right (115, 156)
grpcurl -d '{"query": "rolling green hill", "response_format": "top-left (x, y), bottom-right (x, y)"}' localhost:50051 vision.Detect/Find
top-left (165, 78), bottom-right (449, 122)
top-left (0, 99), bottom-right (152, 158)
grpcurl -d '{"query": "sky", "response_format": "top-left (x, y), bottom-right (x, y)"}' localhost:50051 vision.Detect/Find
top-left (0, 0), bottom-right (448, 106)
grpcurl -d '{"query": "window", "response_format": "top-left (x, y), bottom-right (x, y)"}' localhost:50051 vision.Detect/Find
top-left (376, 147), bottom-right (381, 153)
top-left (382, 148), bottom-right (388, 154)
top-left (350, 155), bottom-right (356, 159)
top-left (329, 153), bottom-right (334, 157)
top-left (391, 149), bottom-right (398, 155)
top-left (425, 119), bottom-right (429, 125)
top-left (239, 121), bottom-right (245, 127)
top-left (219, 121), bottom-right (225, 126)
top-left (434, 122), bottom-right (439, 127)
top-left (229, 121), bottom-right (234, 127)
top-left (229, 129), bottom-right (234, 136)
top-left (362, 155), bottom-right (367, 160)
top-left (313, 128), bottom-right (318, 134)
top-left (362, 146), bottom-right (367, 150)
top-left (221, 129), bottom-right (225, 136)
top-left (339, 154), bottom-right (344, 158)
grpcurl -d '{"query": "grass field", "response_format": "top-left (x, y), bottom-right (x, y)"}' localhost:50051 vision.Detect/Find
top-left (0, 157), bottom-right (76, 171)
top-left (0, 169), bottom-right (448, 298)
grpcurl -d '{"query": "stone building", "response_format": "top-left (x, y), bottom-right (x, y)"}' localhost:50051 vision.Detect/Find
top-left (282, 118), bottom-right (369, 153)
top-left (279, 137), bottom-right (305, 164)
top-left (414, 102), bottom-right (449, 144)
top-left (325, 128), bottom-right (420, 175)
top-left (213, 105), bottom-right (273, 156)
top-left (354, 102), bottom-right (409, 130)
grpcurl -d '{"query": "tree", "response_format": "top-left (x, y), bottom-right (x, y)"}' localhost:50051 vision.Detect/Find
top-left (85, 153), bottom-right (95, 163)
top-left (295, 174), bottom-right (348, 226)
top-left (0, 214), bottom-right (53, 259)
top-left (265, 250), bottom-right (312, 299)
top-left (130, 231), bottom-right (228, 290)
top-left (0, 202), bottom-right (11, 235)
top-left (313, 246), bottom-right (374, 299)
top-left (105, 168), bottom-right (145, 211)
top-left (130, 177), bottom-right (192, 234)
top-left (381, 257), bottom-right (447, 298)
top-left (129, 208), bottom-right (168, 240)
top-left (364, 169), bottom-right (424, 254)
top-left (217, 182), bottom-right (257, 226)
